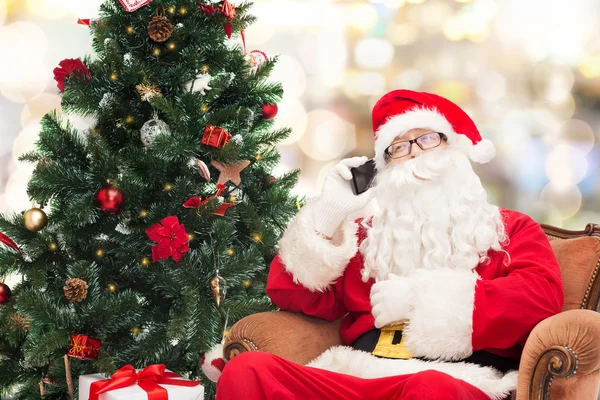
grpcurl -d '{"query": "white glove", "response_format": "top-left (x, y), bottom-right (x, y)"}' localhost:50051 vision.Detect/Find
top-left (312, 156), bottom-right (375, 237)
top-left (370, 273), bottom-right (414, 328)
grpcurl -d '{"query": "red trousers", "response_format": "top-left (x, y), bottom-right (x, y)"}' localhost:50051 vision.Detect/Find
top-left (216, 352), bottom-right (492, 400)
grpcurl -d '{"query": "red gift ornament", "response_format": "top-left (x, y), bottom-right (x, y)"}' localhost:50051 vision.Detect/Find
top-left (77, 18), bottom-right (91, 26)
top-left (96, 186), bottom-right (125, 215)
top-left (89, 364), bottom-right (200, 400)
top-left (202, 125), bottom-right (232, 148)
top-left (68, 334), bottom-right (101, 360)
top-left (53, 58), bottom-right (91, 93)
top-left (146, 216), bottom-right (190, 264)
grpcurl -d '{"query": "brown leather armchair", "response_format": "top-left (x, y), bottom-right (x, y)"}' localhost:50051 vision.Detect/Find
top-left (223, 223), bottom-right (600, 400)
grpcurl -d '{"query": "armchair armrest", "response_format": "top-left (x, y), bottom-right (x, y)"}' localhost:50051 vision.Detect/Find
top-left (516, 309), bottom-right (600, 400)
top-left (223, 311), bottom-right (342, 365)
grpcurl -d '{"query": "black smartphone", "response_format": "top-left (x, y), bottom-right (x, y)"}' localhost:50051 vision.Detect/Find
top-left (350, 159), bottom-right (376, 195)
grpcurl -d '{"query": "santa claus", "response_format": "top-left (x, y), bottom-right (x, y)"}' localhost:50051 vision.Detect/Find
top-left (215, 90), bottom-right (564, 400)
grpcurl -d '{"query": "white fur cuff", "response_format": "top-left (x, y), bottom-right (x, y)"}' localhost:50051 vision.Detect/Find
top-left (403, 268), bottom-right (479, 361)
top-left (278, 203), bottom-right (359, 292)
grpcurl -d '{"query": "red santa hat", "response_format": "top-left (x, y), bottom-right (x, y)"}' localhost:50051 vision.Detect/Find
top-left (372, 89), bottom-right (495, 171)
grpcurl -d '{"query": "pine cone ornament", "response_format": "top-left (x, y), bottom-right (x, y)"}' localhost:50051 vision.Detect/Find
top-left (148, 7), bottom-right (173, 43)
top-left (64, 278), bottom-right (88, 302)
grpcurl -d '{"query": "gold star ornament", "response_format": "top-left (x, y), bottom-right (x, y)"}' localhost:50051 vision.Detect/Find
top-left (135, 83), bottom-right (162, 102)
top-left (211, 160), bottom-right (251, 186)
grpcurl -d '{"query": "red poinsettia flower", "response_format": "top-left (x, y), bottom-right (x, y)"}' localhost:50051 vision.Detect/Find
top-left (145, 216), bottom-right (190, 264)
top-left (198, 2), bottom-right (218, 15)
top-left (53, 58), bottom-right (91, 93)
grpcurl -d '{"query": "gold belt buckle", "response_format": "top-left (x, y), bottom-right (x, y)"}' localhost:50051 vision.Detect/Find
top-left (372, 323), bottom-right (412, 359)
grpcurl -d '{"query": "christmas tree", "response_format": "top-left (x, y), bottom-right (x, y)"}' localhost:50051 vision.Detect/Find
top-left (0, 0), bottom-right (300, 398)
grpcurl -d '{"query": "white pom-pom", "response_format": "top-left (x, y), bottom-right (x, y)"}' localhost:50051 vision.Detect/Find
top-left (468, 138), bottom-right (496, 164)
top-left (201, 343), bottom-right (225, 383)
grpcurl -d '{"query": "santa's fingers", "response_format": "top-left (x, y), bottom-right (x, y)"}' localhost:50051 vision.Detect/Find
top-left (371, 304), bottom-right (383, 319)
top-left (370, 280), bottom-right (396, 296)
top-left (370, 291), bottom-right (385, 306)
top-left (340, 156), bottom-right (369, 169)
top-left (332, 163), bottom-right (353, 181)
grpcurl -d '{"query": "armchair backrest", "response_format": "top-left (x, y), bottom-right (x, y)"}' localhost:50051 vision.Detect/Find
top-left (542, 223), bottom-right (600, 312)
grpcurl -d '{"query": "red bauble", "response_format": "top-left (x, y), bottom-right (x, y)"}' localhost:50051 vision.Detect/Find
top-left (96, 186), bottom-right (124, 214)
top-left (262, 104), bottom-right (278, 120)
top-left (0, 282), bottom-right (12, 305)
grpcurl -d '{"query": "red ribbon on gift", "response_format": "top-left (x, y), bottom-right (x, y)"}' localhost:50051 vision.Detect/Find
top-left (89, 364), bottom-right (200, 400)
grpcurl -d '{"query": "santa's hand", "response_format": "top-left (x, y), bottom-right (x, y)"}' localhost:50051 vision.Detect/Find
top-left (370, 274), bottom-right (414, 328)
top-left (313, 157), bottom-right (375, 237)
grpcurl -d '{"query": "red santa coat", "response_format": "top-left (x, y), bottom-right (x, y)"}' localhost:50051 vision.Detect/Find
top-left (265, 206), bottom-right (564, 399)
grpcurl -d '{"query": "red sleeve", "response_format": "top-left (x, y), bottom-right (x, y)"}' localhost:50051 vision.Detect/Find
top-left (472, 214), bottom-right (564, 351)
top-left (266, 254), bottom-right (348, 322)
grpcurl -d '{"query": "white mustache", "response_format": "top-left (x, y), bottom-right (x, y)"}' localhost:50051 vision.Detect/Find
top-left (375, 148), bottom-right (458, 189)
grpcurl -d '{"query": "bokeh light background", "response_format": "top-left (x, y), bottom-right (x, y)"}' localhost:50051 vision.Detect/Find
top-left (1, 0), bottom-right (600, 236)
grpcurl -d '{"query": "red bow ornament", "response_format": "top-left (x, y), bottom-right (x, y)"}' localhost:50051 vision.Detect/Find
top-left (53, 58), bottom-right (91, 93)
top-left (88, 364), bottom-right (201, 400)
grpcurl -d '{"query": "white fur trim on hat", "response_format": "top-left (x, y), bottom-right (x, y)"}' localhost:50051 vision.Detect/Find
top-left (373, 107), bottom-right (494, 171)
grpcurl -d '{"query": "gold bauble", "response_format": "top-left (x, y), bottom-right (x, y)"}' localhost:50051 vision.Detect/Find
top-left (242, 279), bottom-right (252, 289)
top-left (107, 283), bottom-right (118, 293)
top-left (24, 208), bottom-right (48, 232)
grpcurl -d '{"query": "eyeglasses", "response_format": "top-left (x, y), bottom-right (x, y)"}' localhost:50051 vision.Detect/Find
top-left (384, 132), bottom-right (447, 159)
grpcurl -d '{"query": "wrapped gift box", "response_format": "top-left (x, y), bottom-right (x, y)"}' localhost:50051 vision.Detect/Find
top-left (79, 364), bottom-right (204, 400)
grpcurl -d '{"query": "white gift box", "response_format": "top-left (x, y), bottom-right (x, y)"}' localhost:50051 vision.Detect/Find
top-left (78, 370), bottom-right (204, 400)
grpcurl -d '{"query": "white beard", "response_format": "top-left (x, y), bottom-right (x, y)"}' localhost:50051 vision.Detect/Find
top-left (359, 147), bottom-right (508, 282)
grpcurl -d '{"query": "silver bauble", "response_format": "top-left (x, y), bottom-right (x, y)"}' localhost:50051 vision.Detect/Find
top-left (140, 118), bottom-right (170, 148)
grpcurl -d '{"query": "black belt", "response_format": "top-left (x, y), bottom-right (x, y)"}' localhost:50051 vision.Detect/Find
top-left (352, 328), bottom-right (519, 373)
